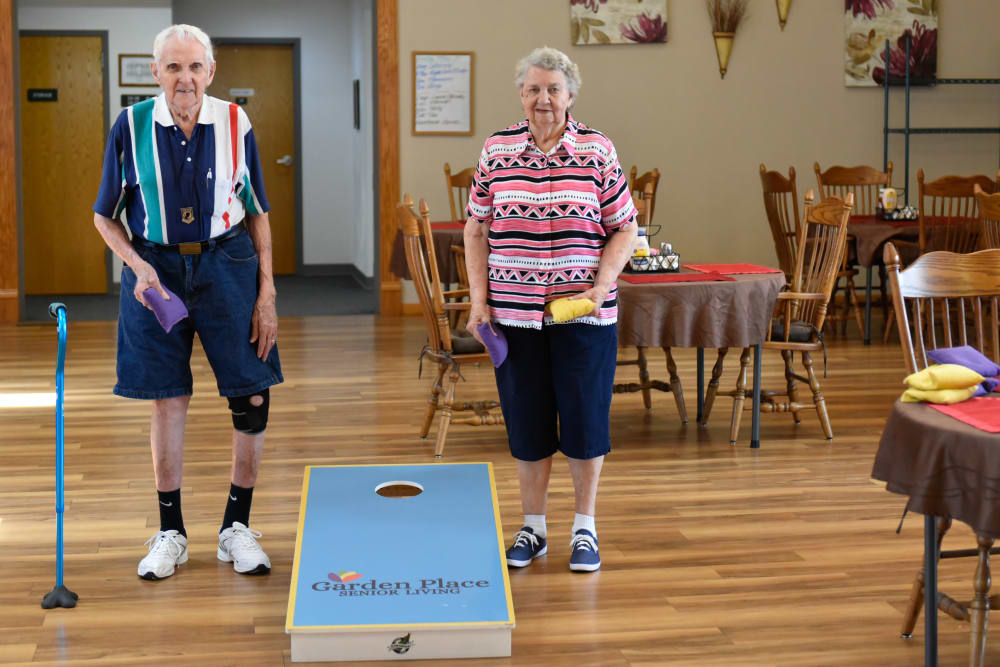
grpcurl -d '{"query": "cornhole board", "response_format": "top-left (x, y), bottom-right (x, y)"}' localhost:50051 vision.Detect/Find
top-left (286, 463), bottom-right (515, 662)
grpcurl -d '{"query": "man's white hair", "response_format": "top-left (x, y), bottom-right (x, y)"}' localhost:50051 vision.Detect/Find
top-left (514, 46), bottom-right (581, 98)
top-left (153, 24), bottom-right (214, 64)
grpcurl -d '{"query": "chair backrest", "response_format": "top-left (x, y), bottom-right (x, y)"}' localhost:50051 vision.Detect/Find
top-left (397, 194), bottom-right (451, 352)
top-left (760, 164), bottom-right (801, 280)
top-left (975, 183), bottom-right (1000, 250)
top-left (443, 163), bottom-right (475, 221)
top-left (628, 166), bottom-right (660, 228)
top-left (632, 181), bottom-right (655, 229)
top-left (884, 242), bottom-right (1000, 374)
top-left (790, 190), bottom-right (855, 330)
top-left (452, 244), bottom-right (469, 289)
top-left (814, 162), bottom-right (892, 216)
top-left (917, 169), bottom-right (999, 254)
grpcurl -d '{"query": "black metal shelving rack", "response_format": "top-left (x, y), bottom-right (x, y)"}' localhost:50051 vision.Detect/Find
top-left (881, 36), bottom-right (1000, 205)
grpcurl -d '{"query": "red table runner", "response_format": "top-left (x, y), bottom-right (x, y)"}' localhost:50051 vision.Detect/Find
top-left (619, 271), bottom-right (734, 284)
top-left (685, 263), bottom-right (782, 275)
top-left (930, 397), bottom-right (1000, 433)
top-left (430, 221), bottom-right (465, 230)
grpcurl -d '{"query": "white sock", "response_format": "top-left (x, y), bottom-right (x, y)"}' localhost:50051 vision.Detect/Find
top-left (572, 513), bottom-right (596, 537)
top-left (523, 514), bottom-right (546, 538)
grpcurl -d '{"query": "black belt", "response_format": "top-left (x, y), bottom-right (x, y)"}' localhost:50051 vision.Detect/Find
top-left (134, 223), bottom-right (246, 255)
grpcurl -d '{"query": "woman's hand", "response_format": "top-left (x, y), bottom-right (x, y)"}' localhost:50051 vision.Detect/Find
top-left (131, 260), bottom-right (169, 310)
top-left (569, 285), bottom-right (610, 317)
top-left (466, 303), bottom-right (492, 344)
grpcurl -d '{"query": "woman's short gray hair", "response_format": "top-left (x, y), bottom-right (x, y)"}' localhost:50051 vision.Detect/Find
top-left (514, 47), bottom-right (581, 97)
top-left (153, 24), bottom-right (214, 64)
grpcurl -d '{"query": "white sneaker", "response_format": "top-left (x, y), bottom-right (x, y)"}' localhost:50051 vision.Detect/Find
top-left (218, 522), bottom-right (271, 575)
top-left (137, 530), bottom-right (188, 580)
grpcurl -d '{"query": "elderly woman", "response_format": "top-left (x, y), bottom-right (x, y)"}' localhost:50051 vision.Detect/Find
top-left (465, 47), bottom-right (637, 572)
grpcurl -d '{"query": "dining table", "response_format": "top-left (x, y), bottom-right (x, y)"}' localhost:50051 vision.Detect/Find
top-left (848, 215), bottom-right (978, 345)
top-left (389, 220), bottom-right (466, 283)
top-left (872, 396), bottom-right (1000, 667)
top-left (615, 264), bottom-right (786, 448)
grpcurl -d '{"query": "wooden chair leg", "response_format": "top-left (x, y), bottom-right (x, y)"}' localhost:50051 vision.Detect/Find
top-left (433, 368), bottom-right (460, 457)
top-left (846, 276), bottom-right (865, 335)
top-left (700, 348), bottom-right (728, 426)
top-left (970, 533), bottom-right (996, 667)
top-left (664, 347), bottom-right (687, 423)
top-left (803, 351), bottom-right (833, 440)
top-left (636, 346), bottom-right (652, 411)
top-left (883, 305), bottom-right (896, 343)
top-left (901, 516), bottom-right (953, 638)
top-left (729, 347), bottom-right (751, 444)
top-left (420, 362), bottom-right (448, 439)
top-left (878, 262), bottom-right (889, 328)
top-left (781, 350), bottom-right (801, 424)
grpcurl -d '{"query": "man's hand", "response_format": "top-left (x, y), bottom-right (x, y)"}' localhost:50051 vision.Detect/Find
top-left (131, 260), bottom-right (169, 310)
top-left (250, 290), bottom-right (278, 361)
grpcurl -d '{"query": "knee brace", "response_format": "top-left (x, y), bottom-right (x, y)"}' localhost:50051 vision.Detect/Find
top-left (228, 389), bottom-right (269, 434)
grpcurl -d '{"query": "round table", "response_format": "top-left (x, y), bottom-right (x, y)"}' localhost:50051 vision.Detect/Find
top-left (872, 399), bottom-right (1000, 666)
top-left (615, 271), bottom-right (785, 447)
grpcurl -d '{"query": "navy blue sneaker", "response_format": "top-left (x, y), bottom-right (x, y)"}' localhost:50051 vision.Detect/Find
top-left (569, 529), bottom-right (600, 572)
top-left (506, 527), bottom-right (547, 568)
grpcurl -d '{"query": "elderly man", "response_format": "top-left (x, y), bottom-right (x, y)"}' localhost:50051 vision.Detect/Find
top-left (92, 24), bottom-right (282, 580)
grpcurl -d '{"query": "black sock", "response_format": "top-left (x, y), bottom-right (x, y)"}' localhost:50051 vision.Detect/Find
top-left (157, 488), bottom-right (186, 537)
top-left (221, 483), bottom-right (254, 532)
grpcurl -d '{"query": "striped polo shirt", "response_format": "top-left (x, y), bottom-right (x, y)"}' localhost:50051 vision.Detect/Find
top-left (93, 93), bottom-right (269, 244)
top-left (466, 115), bottom-right (636, 329)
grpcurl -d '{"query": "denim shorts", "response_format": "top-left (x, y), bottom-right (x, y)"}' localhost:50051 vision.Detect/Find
top-left (115, 230), bottom-right (284, 399)
top-left (493, 322), bottom-right (617, 461)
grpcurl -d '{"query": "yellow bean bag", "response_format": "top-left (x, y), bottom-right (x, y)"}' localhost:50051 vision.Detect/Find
top-left (901, 386), bottom-right (980, 404)
top-left (548, 297), bottom-right (596, 323)
top-left (904, 364), bottom-right (984, 391)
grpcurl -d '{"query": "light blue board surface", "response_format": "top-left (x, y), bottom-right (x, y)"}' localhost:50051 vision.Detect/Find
top-left (290, 464), bottom-right (511, 629)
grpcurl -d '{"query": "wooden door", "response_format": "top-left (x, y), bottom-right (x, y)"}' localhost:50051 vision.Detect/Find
top-left (20, 34), bottom-right (107, 294)
top-left (210, 44), bottom-right (296, 274)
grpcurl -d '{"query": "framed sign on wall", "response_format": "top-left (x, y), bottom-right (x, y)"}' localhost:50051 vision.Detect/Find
top-left (412, 51), bottom-right (473, 136)
top-left (119, 54), bottom-right (156, 87)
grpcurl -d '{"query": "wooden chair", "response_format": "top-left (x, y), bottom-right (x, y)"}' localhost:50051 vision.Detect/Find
top-left (974, 183), bottom-right (1000, 249)
top-left (449, 243), bottom-right (470, 329)
top-left (760, 164), bottom-right (801, 283)
top-left (613, 182), bottom-right (687, 421)
top-left (397, 194), bottom-right (503, 456)
top-left (814, 162), bottom-right (888, 336)
top-left (721, 191), bottom-right (854, 443)
top-left (443, 163), bottom-right (475, 222)
top-left (629, 167), bottom-right (661, 241)
top-left (918, 169), bottom-right (999, 254)
top-left (884, 241), bottom-right (1000, 662)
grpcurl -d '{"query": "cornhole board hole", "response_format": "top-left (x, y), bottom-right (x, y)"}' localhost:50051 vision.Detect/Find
top-left (286, 463), bottom-right (515, 662)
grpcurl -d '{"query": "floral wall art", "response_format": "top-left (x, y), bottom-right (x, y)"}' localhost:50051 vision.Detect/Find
top-left (844, 0), bottom-right (937, 86)
top-left (570, 0), bottom-right (668, 45)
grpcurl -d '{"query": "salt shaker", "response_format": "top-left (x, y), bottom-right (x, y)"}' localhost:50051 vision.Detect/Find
top-left (660, 242), bottom-right (680, 272)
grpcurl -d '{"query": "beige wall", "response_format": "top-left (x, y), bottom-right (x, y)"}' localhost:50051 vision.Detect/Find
top-left (398, 0), bottom-right (1000, 271)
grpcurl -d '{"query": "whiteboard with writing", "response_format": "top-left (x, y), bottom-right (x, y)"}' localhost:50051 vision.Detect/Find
top-left (412, 52), bottom-right (474, 135)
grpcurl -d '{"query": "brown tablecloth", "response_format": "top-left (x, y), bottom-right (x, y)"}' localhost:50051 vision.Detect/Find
top-left (848, 216), bottom-right (919, 267)
top-left (872, 400), bottom-right (1000, 539)
top-left (615, 271), bottom-right (785, 349)
top-left (389, 223), bottom-right (465, 283)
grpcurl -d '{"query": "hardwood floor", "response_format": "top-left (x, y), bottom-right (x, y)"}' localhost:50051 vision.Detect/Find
top-left (0, 315), bottom-right (992, 665)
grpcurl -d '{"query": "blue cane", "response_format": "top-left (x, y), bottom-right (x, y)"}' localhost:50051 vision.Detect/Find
top-left (41, 302), bottom-right (78, 609)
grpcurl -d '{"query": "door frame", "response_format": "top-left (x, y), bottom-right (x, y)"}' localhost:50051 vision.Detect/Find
top-left (17, 29), bottom-right (110, 305)
top-left (211, 37), bottom-right (303, 273)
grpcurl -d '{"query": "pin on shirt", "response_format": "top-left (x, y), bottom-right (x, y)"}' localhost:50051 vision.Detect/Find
top-left (181, 207), bottom-right (195, 224)
top-left (206, 167), bottom-right (213, 190)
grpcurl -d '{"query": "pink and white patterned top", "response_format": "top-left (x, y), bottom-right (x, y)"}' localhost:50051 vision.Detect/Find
top-left (466, 115), bottom-right (636, 329)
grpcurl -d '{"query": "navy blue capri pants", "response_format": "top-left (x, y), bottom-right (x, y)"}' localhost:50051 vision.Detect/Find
top-left (493, 322), bottom-right (617, 461)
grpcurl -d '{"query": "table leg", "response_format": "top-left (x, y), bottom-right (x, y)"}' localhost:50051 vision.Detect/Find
top-left (925, 513), bottom-right (939, 667)
top-left (751, 343), bottom-right (762, 449)
top-left (697, 348), bottom-right (705, 423)
top-left (865, 266), bottom-right (873, 346)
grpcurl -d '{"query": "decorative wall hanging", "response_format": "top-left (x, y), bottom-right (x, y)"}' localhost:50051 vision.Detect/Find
top-left (570, 0), bottom-right (668, 45)
top-left (706, 0), bottom-right (748, 78)
top-left (844, 0), bottom-right (938, 87)
top-left (775, 0), bottom-right (792, 30)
